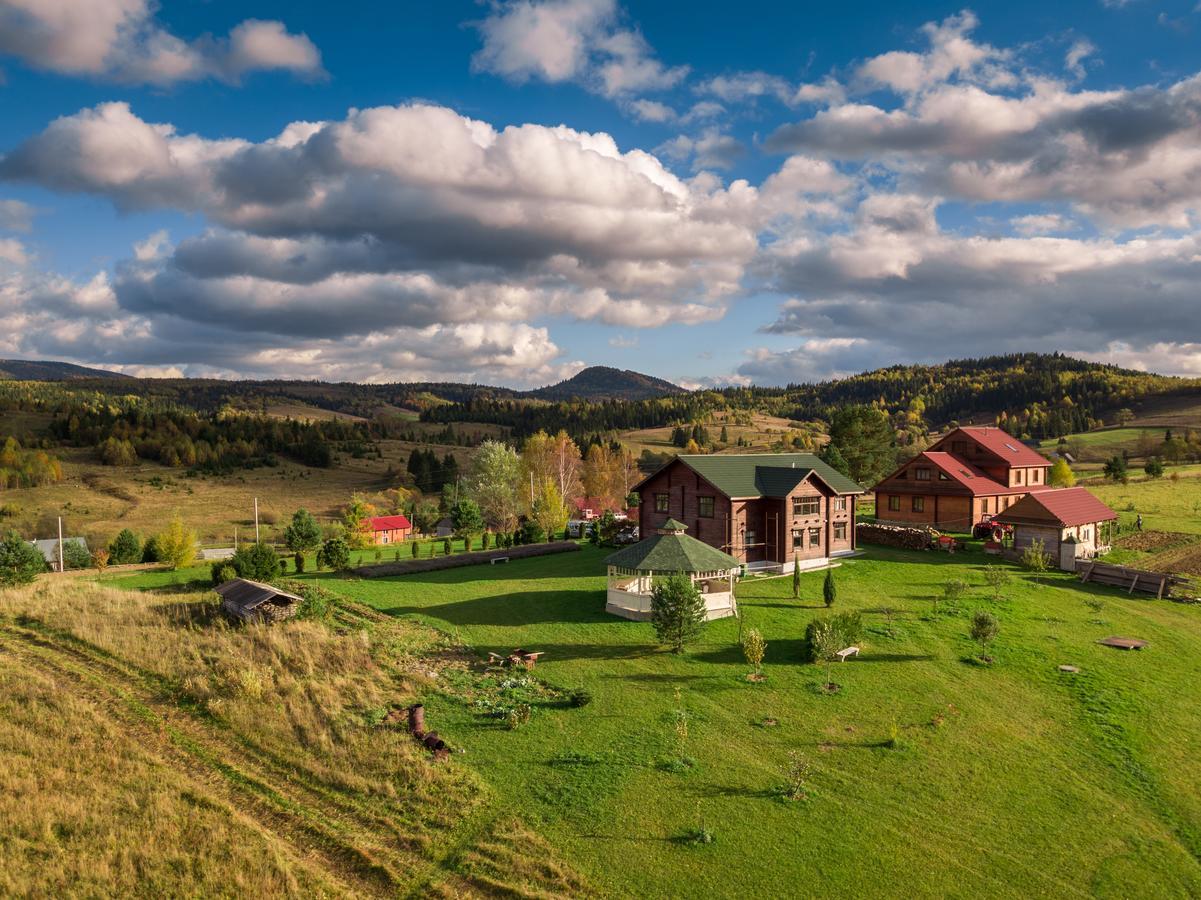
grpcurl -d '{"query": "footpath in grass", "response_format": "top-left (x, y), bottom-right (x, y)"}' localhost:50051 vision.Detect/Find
top-left (302, 544), bottom-right (1201, 899)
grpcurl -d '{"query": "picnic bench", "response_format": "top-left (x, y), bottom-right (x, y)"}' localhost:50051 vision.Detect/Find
top-left (487, 648), bottom-right (545, 669)
top-left (836, 646), bottom-right (860, 661)
top-left (490, 556), bottom-right (510, 565)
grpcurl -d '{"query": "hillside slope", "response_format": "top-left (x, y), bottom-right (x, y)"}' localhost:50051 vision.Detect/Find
top-left (0, 359), bottom-right (130, 381)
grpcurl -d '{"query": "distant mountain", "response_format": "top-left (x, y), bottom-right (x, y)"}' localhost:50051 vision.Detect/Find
top-left (528, 366), bottom-right (685, 401)
top-left (0, 359), bottom-right (131, 381)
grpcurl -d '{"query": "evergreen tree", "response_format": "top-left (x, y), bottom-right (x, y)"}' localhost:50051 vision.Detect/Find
top-left (0, 530), bottom-right (46, 585)
top-left (650, 574), bottom-right (706, 653)
top-left (107, 528), bottom-right (142, 565)
top-left (283, 508), bottom-right (322, 553)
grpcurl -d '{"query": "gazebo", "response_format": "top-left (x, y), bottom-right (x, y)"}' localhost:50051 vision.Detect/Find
top-left (603, 519), bottom-right (741, 621)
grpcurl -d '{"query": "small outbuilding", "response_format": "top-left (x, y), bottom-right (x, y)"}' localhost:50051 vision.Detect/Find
top-left (215, 578), bottom-right (304, 624)
top-left (603, 519), bottom-right (741, 621)
top-left (993, 487), bottom-right (1117, 570)
top-left (29, 536), bottom-right (88, 572)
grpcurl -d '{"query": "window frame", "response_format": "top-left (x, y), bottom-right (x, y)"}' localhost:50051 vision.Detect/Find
top-left (915, 467), bottom-right (931, 481)
top-left (792, 495), bottom-right (820, 517)
top-left (697, 495), bottom-right (715, 518)
top-left (808, 527), bottom-right (822, 546)
top-left (912, 496), bottom-right (925, 513)
top-left (888, 495), bottom-right (901, 512)
top-left (834, 522), bottom-right (847, 540)
top-left (654, 492), bottom-right (670, 513)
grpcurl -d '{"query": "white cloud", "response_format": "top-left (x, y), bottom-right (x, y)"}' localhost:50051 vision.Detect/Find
top-left (0, 237), bottom-right (28, 266)
top-left (0, 0), bottom-right (323, 86)
top-left (0, 199), bottom-right (34, 231)
top-left (657, 127), bottom-right (745, 171)
top-left (627, 98), bottom-right (676, 122)
top-left (1010, 213), bottom-right (1074, 236)
top-left (1065, 38), bottom-right (1097, 80)
top-left (471, 0), bottom-right (685, 101)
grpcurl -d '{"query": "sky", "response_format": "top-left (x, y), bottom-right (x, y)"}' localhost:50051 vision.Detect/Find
top-left (1, 1), bottom-right (1200, 389)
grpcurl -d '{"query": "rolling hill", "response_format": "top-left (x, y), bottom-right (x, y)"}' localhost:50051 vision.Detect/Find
top-left (0, 359), bottom-right (131, 381)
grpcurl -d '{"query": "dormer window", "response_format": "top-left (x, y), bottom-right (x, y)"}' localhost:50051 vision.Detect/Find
top-left (915, 468), bottom-right (931, 481)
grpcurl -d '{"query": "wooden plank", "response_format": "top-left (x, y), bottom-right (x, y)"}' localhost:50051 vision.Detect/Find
top-left (1081, 561), bottom-right (1096, 583)
top-left (1157, 576), bottom-right (1167, 600)
top-left (1128, 574), bottom-right (1140, 595)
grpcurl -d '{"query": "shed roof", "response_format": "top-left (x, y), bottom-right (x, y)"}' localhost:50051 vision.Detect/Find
top-left (29, 537), bottom-right (87, 563)
top-left (605, 524), bottom-right (738, 573)
top-left (662, 453), bottom-right (863, 498)
top-left (214, 578), bottom-right (304, 612)
top-left (992, 488), bottom-right (1117, 528)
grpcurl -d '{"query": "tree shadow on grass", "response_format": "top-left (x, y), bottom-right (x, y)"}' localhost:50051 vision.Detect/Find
top-left (747, 602), bottom-right (829, 610)
top-left (376, 589), bottom-right (611, 627)
top-left (149, 600), bottom-right (226, 629)
top-left (850, 653), bottom-right (935, 663)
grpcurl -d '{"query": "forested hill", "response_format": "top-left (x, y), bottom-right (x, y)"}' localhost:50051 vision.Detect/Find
top-left (422, 353), bottom-right (1200, 441)
top-left (0, 359), bottom-right (130, 381)
top-left (529, 366), bottom-right (684, 401)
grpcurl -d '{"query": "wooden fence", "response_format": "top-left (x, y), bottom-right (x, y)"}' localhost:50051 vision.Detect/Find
top-left (1076, 559), bottom-right (1198, 601)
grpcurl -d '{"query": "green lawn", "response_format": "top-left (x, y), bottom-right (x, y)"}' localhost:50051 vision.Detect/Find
top-left (1090, 473), bottom-right (1201, 536)
top-left (203, 545), bottom-right (1201, 899)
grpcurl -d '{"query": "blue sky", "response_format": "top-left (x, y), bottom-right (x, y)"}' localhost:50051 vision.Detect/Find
top-left (2, 1), bottom-right (1201, 387)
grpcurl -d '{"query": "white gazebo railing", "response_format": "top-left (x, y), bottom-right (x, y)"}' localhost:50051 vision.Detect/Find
top-left (605, 565), bottom-right (739, 621)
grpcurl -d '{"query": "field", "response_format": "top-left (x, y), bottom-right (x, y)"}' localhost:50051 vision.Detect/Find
top-left (619, 411), bottom-right (825, 457)
top-left (97, 541), bottom-right (1201, 898)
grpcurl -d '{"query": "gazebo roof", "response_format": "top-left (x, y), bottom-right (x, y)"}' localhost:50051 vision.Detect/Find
top-left (604, 522), bottom-right (738, 573)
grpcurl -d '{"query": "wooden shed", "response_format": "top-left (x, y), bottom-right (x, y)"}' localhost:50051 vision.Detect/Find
top-left (993, 488), bottom-right (1117, 570)
top-left (215, 578), bottom-right (303, 624)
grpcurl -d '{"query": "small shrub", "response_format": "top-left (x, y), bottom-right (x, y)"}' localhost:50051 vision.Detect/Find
top-left (293, 551), bottom-right (305, 574)
top-left (505, 704), bottom-right (532, 730)
top-left (317, 536), bottom-right (351, 571)
top-left (982, 565), bottom-right (1010, 601)
top-left (231, 541), bottom-right (282, 582)
top-left (823, 568), bottom-right (837, 607)
top-left (211, 562), bottom-right (237, 585)
top-left (0, 529), bottom-right (46, 586)
top-left (1022, 539), bottom-right (1051, 574)
top-left (742, 627), bottom-right (766, 675)
top-left (411, 541), bottom-right (419, 558)
top-left (779, 750), bottom-right (812, 801)
top-left (443, 537), bottom-right (452, 556)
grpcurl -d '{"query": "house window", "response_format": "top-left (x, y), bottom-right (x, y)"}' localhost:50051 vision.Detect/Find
top-left (1083, 526), bottom-right (1091, 541)
top-left (888, 495), bottom-right (901, 512)
top-left (809, 527), bottom-right (821, 547)
top-left (834, 497), bottom-right (847, 512)
top-left (1032, 469), bottom-right (1041, 483)
top-left (834, 522), bottom-right (847, 540)
top-left (792, 496), bottom-right (820, 517)
top-left (655, 493), bottom-right (669, 513)
top-left (915, 468), bottom-right (931, 481)
top-left (792, 531), bottom-right (803, 549)
top-left (939, 472), bottom-right (949, 480)
top-left (912, 496), bottom-right (925, 512)
top-left (698, 496), bottom-right (715, 518)
top-left (744, 528), bottom-right (758, 547)
top-left (1014, 469), bottom-right (1025, 485)
top-left (982, 498), bottom-right (990, 514)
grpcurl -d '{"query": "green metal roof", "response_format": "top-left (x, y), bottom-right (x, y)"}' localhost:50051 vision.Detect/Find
top-left (661, 517), bottom-right (687, 531)
top-left (605, 530), bottom-right (739, 573)
top-left (676, 453), bottom-right (863, 497)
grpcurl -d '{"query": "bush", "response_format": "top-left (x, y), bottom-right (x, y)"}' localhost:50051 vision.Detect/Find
top-left (107, 528), bottom-right (142, 565)
top-left (411, 540), bottom-right (419, 558)
top-left (0, 530), bottom-right (46, 586)
top-left (231, 541), bottom-right (282, 582)
top-left (211, 562), bottom-right (237, 585)
top-left (317, 536), bottom-right (351, 572)
top-left (650, 574), bottom-right (706, 653)
top-left (1022, 539), bottom-right (1051, 574)
top-left (443, 537), bottom-right (452, 556)
top-left (938, 578), bottom-right (969, 612)
top-left (155, 516), bottom-right (198, 570)
top-left (517, 520), bottom-right (545, 545)
top-left (481, 531), bottom-right (491, 551)
top-left (742, 627), bottom-right (766, 674)
top-left (293, 551), bottom-right (305, 574)
top-left (1144, 457), bottom-right (1165, 478)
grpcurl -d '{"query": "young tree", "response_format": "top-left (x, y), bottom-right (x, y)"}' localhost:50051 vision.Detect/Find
top-left (1103, 455), bottom-right (1128, 483)
top-left (61, 540), bottom-right (93, 570)
top-left (317, 536), bottom-right (351, 572)
top-left (970, 610), bottom-right (999, 662)
top-left (232, 541), bottom-right (282, 582)
top-left (155, 516), bottom-right (198, 570)
top-left (982, 565), bottom-right (1011, 601)
top-left (107, 528), bottom-right (142, 565)
top-left (792, 560), bottom-right (801, 598)
top-left (284, 508), bottom-right (322, 553)
top-left (823, 569), bottom-right (837, 608)
top-left (342, 493), bottom-right (377, 549)
top-left (828, 405), bottom-right (895, 486)
top-left (742, 627), bottom-right (766, 675)
top-left (91, 548), bottom-right (110, 574)
top-left (0, 530), bottom-right (45, 586)
top-left (531, 478), bottom-right (569, 543)
top-left (650, 574), bottom-right (706, 653)
top-left (1049, 457), bottom-right (1076, 487)
top-left (1144, 457), bottom-right (1165, 478)
top-left (809, 620), bottom-right (842, 691)
top-left (1022, 538), bottom-right (1051, 574)
top-left (449, 498), bottom-right (484, 543)
top-left (467, 440), bottom-right (523, 532)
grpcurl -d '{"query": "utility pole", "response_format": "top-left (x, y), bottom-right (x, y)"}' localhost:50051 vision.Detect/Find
top-left (57, 516), bottom-right (64, 573)
top-left (254, 497), bottom-right (260, 542)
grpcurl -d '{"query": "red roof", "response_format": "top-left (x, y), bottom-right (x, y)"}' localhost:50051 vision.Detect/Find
top-left (368, 514), bottom-right (411, 531)
top-left (952, 427), bottom-right (1050, 468)
top-left (915, 452), bottom-right (1030, 497)
top-left (993, 488), bottom-right (1117, 528)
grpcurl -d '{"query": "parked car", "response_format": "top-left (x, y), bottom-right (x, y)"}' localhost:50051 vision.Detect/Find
top-left (614, 526), bottom-right (639, 545)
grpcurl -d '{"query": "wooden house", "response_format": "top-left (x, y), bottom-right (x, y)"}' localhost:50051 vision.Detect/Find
top-left (633, 453), bottom-right (864, 573)
top-left (992, 488), bottom-right (1117, 570)
top-left (367, 514), bottom-right (411, 545)
top-left (873, 426), bottom-right (1054, 531)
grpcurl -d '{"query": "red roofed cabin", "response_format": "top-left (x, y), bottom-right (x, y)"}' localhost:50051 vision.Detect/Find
top-left (993, 488), bottom-right (1117, 570)
top-left (873, 427), bottom-right (1053, 531)
top-left (367, 514), bottom-right (411, 545)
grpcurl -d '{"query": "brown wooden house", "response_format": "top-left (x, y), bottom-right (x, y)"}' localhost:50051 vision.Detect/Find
top-left (873, 427), bottom-right (1053, 531)
top-left (633, 453), bottom-right (864, 573)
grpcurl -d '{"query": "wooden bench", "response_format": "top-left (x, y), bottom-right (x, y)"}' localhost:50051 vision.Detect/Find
top-left (487, 649), bottom-right (545, 669)
top-left (490, 556), bottom-right (510, 565)
top-left (836, 646), bottom-right (860, 661)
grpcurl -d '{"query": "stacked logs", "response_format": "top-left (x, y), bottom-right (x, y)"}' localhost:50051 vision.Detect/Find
top-left (856, 522), bottom-right (940, 551)
top-left (407, 703), bottom-right (450, 761)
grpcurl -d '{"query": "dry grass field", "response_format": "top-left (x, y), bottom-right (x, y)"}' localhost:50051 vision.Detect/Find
top-left (0, 579), bottom-right (588, 898)
top-left (619, 410), bottom-right (825, 457)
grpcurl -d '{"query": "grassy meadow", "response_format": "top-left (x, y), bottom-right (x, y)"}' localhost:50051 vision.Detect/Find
top-left (142, 544), bottom-right (1200, 899)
